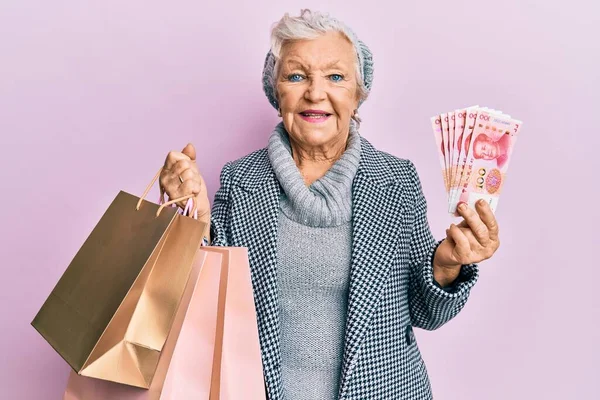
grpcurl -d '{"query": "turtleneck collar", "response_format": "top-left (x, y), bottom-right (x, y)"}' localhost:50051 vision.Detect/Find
top-left (267, 121), bottom-right (362, 227)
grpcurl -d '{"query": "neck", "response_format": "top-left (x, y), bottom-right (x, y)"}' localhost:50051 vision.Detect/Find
top-left (289, 133), bottom-right (349, 186)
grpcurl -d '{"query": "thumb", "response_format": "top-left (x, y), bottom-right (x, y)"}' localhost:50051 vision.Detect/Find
top-left (181, 143), bottom-right (196, 161)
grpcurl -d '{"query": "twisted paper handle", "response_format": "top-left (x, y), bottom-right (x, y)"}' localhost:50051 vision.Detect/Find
top-left (135, 167), bottom-right (198, 218)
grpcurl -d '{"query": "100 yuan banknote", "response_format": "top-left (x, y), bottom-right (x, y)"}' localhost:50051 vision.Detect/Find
top-left (451, 110), bottom-right (522, 214)
top-left (448, 105), bottom-right (478, 211)
top-left (430, 115), bottom-right (449, 192)
top-left (450, 106), bottom-right (506, 210)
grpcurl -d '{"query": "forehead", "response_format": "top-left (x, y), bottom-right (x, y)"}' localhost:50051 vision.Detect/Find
top-left (280, 31), bottom-right (356, 70)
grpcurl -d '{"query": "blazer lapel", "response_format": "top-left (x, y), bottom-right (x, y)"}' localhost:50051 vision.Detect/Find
top-left (228, 151), bottom-right (284, 400)
top-left (339, 138), bottom-right (409, 398)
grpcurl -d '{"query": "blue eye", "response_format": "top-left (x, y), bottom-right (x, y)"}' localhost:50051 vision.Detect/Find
top-left (329, 74), bottom-right (344, 82)
top-left (288, 74), bottom-right (304, 82)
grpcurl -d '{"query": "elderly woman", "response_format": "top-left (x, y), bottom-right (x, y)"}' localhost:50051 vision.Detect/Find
top-left (160, 9), bottom-right (499, 400)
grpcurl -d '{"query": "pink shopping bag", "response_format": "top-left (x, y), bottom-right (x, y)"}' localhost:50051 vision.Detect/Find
top-left (64, 247), bottom-right (266, 400)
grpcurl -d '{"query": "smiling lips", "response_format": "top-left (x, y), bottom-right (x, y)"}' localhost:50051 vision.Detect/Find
top-left (299, 109), bottom-right (332, 123)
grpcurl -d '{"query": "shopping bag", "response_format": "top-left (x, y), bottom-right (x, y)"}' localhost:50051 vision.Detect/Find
top-left (32, 168), bottom-right (207, 388)
top-left (63, 247), bottom-right (266, 400)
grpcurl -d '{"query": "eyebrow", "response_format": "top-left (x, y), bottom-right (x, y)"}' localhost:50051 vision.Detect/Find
top-left (324, 60), bottom-right (343, 69)
top-left (284, 60), bottom-right (307, 69)
top-left (284, 59), bottom-right (344, 70)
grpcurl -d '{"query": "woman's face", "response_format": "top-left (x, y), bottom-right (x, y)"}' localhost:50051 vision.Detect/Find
top-left (276, 31), bottom-right (360, 151)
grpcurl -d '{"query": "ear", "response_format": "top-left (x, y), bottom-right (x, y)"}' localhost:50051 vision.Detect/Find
top-left (354, 86), bottom-right (362, 107)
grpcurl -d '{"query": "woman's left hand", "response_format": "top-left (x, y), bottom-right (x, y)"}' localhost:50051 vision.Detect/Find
top-left (433, 199), bottom-right (500, 286)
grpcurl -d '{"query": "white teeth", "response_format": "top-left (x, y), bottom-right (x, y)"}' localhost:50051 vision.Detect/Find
top-left (303, 113), bottom-right (327, 117)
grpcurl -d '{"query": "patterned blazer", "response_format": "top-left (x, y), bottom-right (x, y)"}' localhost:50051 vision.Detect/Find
top-left (209, 136), bottom-right (479, 400)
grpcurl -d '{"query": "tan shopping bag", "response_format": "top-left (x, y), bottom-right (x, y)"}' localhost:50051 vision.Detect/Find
top-left (63, 247), bottom-right (266, 400)
top-left (32, 168), bottom-right (207, 388)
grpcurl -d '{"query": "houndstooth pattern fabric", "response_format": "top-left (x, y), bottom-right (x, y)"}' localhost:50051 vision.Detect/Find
top-left (210, 137), bottom-right (479, 400)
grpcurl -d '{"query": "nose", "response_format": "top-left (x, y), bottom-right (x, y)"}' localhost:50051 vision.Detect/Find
top-left (304, 76), bottom-right (327, 103)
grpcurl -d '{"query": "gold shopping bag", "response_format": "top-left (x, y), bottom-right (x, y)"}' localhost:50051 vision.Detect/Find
top-left (63, 248), bottom-right (266, 400)
top-left (32, 168), bottom-right (207, 388)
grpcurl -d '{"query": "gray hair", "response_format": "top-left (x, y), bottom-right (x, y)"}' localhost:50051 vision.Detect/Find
top-left (262, 9), bottom-right (374, 117)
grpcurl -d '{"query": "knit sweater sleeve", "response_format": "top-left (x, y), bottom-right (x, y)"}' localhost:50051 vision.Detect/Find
top-left (210, 162), bottom-right (232, 247)
top-left (406, 161), bottom-right (479, 331)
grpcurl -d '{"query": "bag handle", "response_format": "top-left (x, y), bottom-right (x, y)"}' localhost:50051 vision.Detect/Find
top-left (135, 167), bottom-right (197, 217)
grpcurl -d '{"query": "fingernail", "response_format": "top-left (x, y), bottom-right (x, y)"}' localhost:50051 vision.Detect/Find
top-left (458, 202), bottom-right (467, 211)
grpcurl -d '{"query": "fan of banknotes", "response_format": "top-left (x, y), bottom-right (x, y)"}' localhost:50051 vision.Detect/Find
top-left (430, 106), bottom-right (523, 216)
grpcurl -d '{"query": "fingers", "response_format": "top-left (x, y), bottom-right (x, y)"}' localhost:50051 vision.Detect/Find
top-left (181, 143), bottom-right (196, 161)
top-left (171, 160), bottom-right (202, 191)
top-left (159, 168), bottom-right (179, 195)
top-left (159, 173), bottom-right (201, 205)
top-left (164, 143), bottom-right (197, 169)
top-left (179, 179), bottom-right (202, 196)
top-left (164, 150), bottom-right (190, 170)
top-left (447, 224), bottom-right (470, 261)
top-left (457, 201), bottom-right (490, 246)
top-left (161, 167), bottom-right (200, 193)
top-left (170, 159), bottom-right (193, 176)
top-left (178, 168), bottom-right (197, 183)
top-left (475, 200), bottom-right (500, 242)
top-left (159, 143), bottom-right (202, 210)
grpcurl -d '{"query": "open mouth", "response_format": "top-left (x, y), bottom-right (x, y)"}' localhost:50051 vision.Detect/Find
top-left (299, 111), bottom-right (333, 121)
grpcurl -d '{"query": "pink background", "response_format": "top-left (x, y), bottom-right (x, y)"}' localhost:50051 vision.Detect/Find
top-left (1, 0), bottom-right (598, 399)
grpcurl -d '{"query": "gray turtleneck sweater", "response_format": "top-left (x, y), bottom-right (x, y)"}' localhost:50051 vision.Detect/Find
top-left (267, 122), bottom-right (362, 400)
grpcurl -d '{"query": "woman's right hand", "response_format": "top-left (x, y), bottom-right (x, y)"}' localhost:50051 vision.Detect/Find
top-left (159, 143), bottom-right (210, 218)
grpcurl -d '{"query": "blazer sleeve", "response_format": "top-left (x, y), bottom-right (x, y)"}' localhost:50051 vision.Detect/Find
top-left (209, 162), bottom-right (232, 247)
top-left (406, 161), bottom-right (479, 331)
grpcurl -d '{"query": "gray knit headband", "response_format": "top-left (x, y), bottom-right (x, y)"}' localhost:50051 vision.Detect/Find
top-left (261, 39), bottom-right (374, 110)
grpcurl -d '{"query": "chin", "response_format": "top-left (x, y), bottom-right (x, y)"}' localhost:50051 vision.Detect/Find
top-left (299, 129), bottom-right (337, 146)
top-left (292, 121), bottom-right (333, 138)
